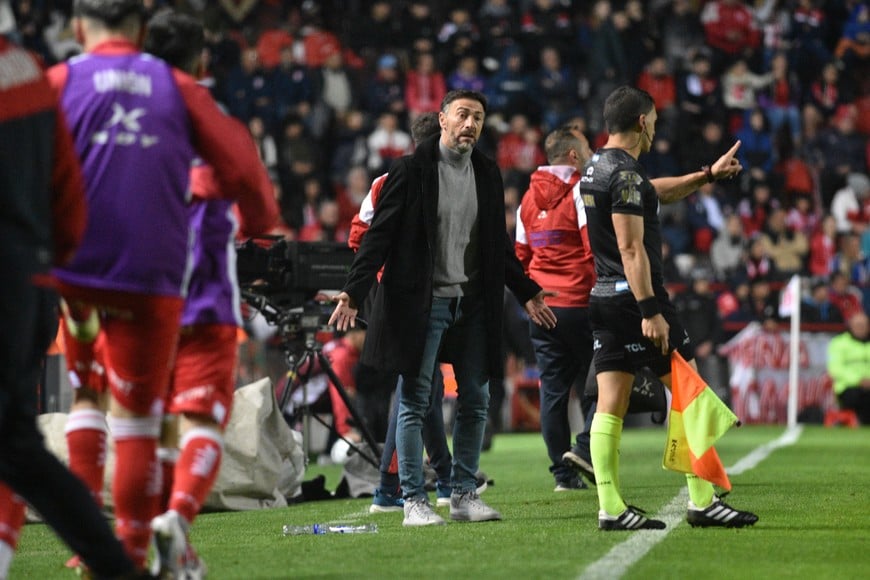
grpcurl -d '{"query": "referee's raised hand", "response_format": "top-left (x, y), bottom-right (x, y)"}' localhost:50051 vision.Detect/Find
top-left (711, 140), bottom-right (743, 180)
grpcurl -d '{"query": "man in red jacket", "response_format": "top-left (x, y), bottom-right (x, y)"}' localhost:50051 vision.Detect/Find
top-left (515, 127), bottom-right (597, 491)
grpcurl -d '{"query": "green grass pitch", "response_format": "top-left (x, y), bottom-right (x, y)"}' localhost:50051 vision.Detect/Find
top-left (11, 425), bottom-right (870, 579)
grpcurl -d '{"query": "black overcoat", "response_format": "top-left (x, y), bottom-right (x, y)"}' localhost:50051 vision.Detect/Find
top-left (343, 135), bottom-right (541, 378)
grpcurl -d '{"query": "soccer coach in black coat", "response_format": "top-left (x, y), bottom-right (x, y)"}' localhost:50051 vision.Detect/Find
top-left (330, 89), bottom-right (555, 525)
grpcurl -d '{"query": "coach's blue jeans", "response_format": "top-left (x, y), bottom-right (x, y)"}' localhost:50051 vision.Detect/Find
top-left (397, 295), bottom-right (489, 498)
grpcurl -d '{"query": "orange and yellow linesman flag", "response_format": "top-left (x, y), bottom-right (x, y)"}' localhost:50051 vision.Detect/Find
top-left (663, 352), bottom-right (738, 490)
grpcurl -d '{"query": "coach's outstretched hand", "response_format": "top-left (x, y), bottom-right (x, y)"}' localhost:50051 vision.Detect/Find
top-left (524, 290), bottom-right (558, 329)
top-left (711, 141), bottom-right (743, 181)
top-left (329, 292), bottom-right (358, 331)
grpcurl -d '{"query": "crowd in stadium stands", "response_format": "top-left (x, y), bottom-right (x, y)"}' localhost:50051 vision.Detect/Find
top-left (3, 0), bottom-right (868, 388)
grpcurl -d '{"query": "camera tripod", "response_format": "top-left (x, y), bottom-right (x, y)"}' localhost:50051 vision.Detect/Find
top-left (242, 291), bottom-right (380, 469)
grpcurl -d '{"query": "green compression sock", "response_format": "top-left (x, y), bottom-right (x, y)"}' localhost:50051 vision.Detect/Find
top-left (590, 412), bottom-right (625, 516)
top-left (686, 474), bottom-right (715, 508)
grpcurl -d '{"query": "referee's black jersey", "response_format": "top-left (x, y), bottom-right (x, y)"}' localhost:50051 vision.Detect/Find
top-left (579, 147), bottom-right (665, 291)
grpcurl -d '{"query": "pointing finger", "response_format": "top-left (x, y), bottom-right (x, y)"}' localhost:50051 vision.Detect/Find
top-left (726, 140), bottom-right (741, 157)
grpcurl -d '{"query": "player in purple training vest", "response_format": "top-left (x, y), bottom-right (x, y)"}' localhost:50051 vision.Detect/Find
top-left (143, 10), bottom-right (275, 577)
top-left (47, 0), bottom-right (278, 569)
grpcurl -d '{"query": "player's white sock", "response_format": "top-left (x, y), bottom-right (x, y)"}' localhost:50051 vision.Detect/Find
top-left (0, 540), bottom-right (15, 579)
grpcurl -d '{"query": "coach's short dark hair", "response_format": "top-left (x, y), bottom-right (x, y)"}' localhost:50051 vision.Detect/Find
top-left (603, 86), bottom-right (655, 134)
top-left (74, 0), bottom-right (146, 26)
top-left (410, 112), bottom-right (440, 144)
top-left (144, 10), bottom-right (204, 73)
top-left (441, 89), bottom-right (488, 114)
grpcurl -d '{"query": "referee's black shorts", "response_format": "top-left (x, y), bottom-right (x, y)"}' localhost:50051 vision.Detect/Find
top-left (589, 290), bottom-right (694, 378)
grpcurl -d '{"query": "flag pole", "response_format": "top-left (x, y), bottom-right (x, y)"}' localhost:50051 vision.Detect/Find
top-left (786, 276), bottom-right (801, 428)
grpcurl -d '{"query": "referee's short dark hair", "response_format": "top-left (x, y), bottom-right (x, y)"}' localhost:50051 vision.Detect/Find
top-left (603, 86), bottom-right (655, 135)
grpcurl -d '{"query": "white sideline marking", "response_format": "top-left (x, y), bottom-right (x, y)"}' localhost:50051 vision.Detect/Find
top-left (577, 425), bottom-right (804, 580)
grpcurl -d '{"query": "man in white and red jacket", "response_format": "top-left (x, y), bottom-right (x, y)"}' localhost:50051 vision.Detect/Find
top-left (515, 127), bottom-right (596, 491)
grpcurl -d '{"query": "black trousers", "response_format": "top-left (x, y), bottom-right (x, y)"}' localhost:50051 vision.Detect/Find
top-left (0, 268), bottom-right (133, 578)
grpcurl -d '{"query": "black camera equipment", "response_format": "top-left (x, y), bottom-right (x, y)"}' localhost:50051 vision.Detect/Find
top-left (237, 237), bottom-right (379, 468)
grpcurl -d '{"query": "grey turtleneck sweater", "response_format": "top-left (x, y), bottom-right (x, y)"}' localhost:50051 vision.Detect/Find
top-left (433, 142), bottom-right (481, 297)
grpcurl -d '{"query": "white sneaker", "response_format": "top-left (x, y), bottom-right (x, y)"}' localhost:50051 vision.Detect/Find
top-left (151, 510), bottom-right (191, 578)
top-left (402, 497), bottom-right (446, 527)
top-left (449, 491), bottom-right (502, 522)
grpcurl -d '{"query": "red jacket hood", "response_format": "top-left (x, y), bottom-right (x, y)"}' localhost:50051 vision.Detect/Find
top-left (529, 166), bottom-right (579, 210)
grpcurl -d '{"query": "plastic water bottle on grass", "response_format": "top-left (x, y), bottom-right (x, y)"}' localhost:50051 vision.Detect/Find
top-left (282, 523), bottom-right (379, 535)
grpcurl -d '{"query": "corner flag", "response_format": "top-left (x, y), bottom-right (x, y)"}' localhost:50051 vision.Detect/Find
top-left (663, 352), bottom-right (738, 490)
top-left (778, 274), bottom-right (801, 318)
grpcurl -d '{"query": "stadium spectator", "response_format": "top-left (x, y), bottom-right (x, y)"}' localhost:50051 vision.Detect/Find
top-left (762, 52), bottom-right (802, 146)
top-left (223, 47), bottom-right (275, 127)
top-left (736, 234), bottom-right (781, 283)
top-left (0, 29), bottom-right (141, 580)
top-left (809, 62), bottom-right (846, 121)
top-left (785, 193), bottom-right (821, 239)
top-left (248, 115), bottom-right (278, 176)
top-left (636, 56), bottom-right (676, 129)
top-left (787, 0), bottom-right (832, 89)
top-left (831, 172), bottom-right (870, 234)
top-left (834, 2), bottom-right (870, 73)
top-left (681, 119), bottom-right (728, 177)
top-left (50, 0), bottom-right (277, 568)
top-left (364, 53), bottom-right (405, 118)
top-left (677, 53), bottom-right (723, 140)
top-left (700, 0), bottom-right (762, 73)
top-left (534, 45), bottom-right (579, 132)
top-left (335, 165), bottom-right (372, 234)
top-left (519, 0), bottom-right (573, 59)
top-left (485, 44), bottom-right (535, 119)
top-left (614, 0), bottom-right (654, 84)
top-left (736, 108), bottom-right (775, 183)
top-left (800, 279), bottom-right (845, 324)
top-left (674, 267), bottom-right (725, 390)
top-left (654, 0), bottom-right (705, 73)
top-left (366, 111), bottom-right (412, 175)
top-left (721, 60), bottom-right (773, 132)
top-left (711, 214), bottom-right (748, 282)
top-left (579, 85), bottom-right (757, 531)
top-left (686, 182), bottom-right (727, 255)
top-left (348, 1), bottom-right (399, 63)
top-left (738, 180), bottom-right (778, 237)
top-left (642, 132), bottom-right (681, 180)
top-left (447, 54), bottom-right (485, 93)
top-left (477, 0), bottom-right (519, 62)
top-left (328, 108), bottom-right (369, 184)
top-left (831, 232), bottom-right (870, 287)
top-left (584, 1), bottom-right (628, 128)
top-left (496, 113), bottom-right (546, 192)
top-left (435, 7), bottom-right (479, 75)
top-left (809, 214), bottom-right (839, 278)
top-left (271, 44), bottom-right (313, 126)
top-left (405, 51), bottom-right (446, 120)
top-left (515, 127), bottom-right (596, 492)
top-left (398, 1), bottom-right (438, 58)
top-left (826, 311), bottom-right (870, 424)
top-left (329, 89), bottom-right (556, 527)
top-left (759, 207), bottom-right (808, 276)
top-left (311, 50), bottom-right (358, 128)
top-left (829, 270), bottom-right (865, 320)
